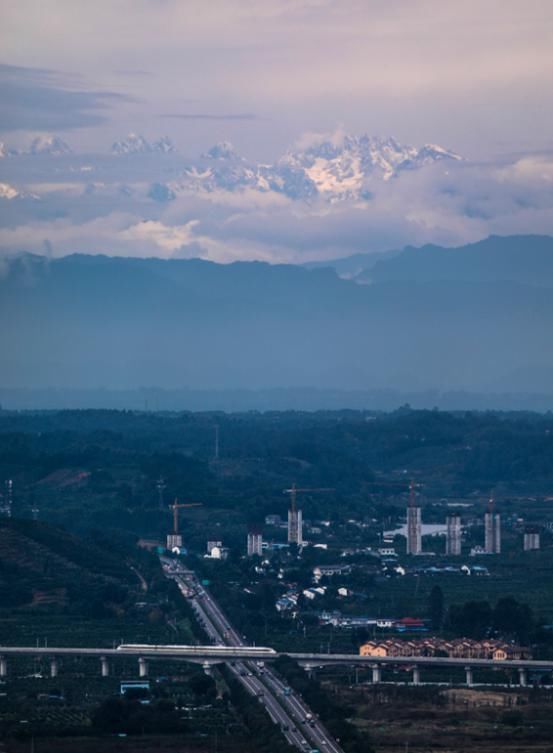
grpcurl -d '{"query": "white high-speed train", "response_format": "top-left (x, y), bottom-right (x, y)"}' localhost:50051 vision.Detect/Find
top-left (117, 644), bottom-right (277, 656)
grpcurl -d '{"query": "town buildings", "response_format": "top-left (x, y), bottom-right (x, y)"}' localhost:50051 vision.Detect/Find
top-left (359, 637), bottom-right (530, 660)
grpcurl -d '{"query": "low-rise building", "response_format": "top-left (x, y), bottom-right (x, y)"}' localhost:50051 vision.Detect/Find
top-left (359, 637), bottom-right (531, 660)
top-left (313, 564), bottom-right (352, 581)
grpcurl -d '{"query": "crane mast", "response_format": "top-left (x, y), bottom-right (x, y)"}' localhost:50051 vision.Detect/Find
top-left (283, 483), bottom-right (333, 546)
top-left (166, 499), bottom-right (202, 551)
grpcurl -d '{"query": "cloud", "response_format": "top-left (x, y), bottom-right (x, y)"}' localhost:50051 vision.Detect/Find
top-left (119, 219), bottom-right (199, 252)
top-left (1, 1), bottom-right (552, 158)
top-left (0, 63), bottom-right (131, 132)
top-left (1, 142), bottom-right (553, 265)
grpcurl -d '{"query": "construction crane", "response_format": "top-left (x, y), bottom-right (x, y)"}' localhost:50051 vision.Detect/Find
top-left (169, 499), bottom-right (202, 535)
top-left (283, 483), bottom-right (334, 512)
top-left (283, 483), bottom-right (333, 545)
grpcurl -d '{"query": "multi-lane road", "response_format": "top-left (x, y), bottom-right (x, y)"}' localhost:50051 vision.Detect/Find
top-left (165, 562), bottom-right (344, 753)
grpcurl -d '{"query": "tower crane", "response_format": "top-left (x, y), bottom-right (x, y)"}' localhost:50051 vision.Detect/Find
top-left (283, 483), bottom-right (334, 511)
top-left (169, 499), bottom-right (202, 535)
top-left (283, 483), bottom-right (333, 545)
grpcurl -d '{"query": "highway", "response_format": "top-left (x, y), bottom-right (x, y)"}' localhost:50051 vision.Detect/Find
top-left (166, 562), bottom-right (345, 753)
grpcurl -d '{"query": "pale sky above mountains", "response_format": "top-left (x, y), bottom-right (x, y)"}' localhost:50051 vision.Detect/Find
top-left (2, 0), bottom-right (553, 158)
top-left (1, 0), bottom-right (553, 263)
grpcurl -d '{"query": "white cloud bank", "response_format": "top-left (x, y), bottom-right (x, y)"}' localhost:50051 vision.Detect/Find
top-left (1, 150), bottom-right (553, 264)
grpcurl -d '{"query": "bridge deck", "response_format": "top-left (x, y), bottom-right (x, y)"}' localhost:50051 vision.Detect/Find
top-left (0, 646), bottom-right (552, 671)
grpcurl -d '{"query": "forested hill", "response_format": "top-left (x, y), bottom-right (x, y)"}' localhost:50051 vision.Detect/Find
top-left (1, 235), bottom-right (553, 399)
top-left (2, 408), bottom-right (553, 540)
top-left (0, 518), bottom-right (139, 613)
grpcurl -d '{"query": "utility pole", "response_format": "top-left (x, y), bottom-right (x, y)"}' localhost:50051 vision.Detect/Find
top-left (156, 477), bottom-right (166, 511)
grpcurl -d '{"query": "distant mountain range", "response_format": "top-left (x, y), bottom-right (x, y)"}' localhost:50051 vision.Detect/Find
top-left (166, 134), bottom-right (462, 202)
top-left (310, 235), bottom-right (553, 287)
top-left (0, 130), bottom-right (462, 203)
top-left (1, 235), bottom-right (553, 404)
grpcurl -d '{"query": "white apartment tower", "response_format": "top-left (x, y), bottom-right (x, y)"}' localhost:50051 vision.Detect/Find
top-left (247, 529), bottom-right (263, 556)
top-left (523, 527), bottom-right (540, 551)
top-left (446, 514), bottom-right (462, 555)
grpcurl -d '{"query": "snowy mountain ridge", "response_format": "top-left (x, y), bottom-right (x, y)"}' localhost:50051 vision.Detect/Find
top-left (111, 133), bottom-right (176, 155)
top-left (167, 132), bottom-right (462, 202)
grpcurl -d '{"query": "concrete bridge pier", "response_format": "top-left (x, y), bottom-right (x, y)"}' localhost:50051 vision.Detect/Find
top-left (100, 656), bottom-right (109, 677)
top-left (518, 668), bottom-right (528, 687)
top-left (412, 666), bottom-right (420, 685)
top-left (465, 666), bottom-right (474, 687)
top-left (138, 657), bottom-right (148, 678)
top-left (50, 658), bottom-right (58, 678)
top-left (371, 664), bottom-right (382, 684)
top-left (0, 656), bottom-right (7, 677)
top-left (302, 663), bottom-right (315, 679)
top-left (202, 661), bottom-right (213, 675)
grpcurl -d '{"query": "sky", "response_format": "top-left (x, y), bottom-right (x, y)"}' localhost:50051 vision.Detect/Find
top-left (1, 0), bottom-right (553, 263)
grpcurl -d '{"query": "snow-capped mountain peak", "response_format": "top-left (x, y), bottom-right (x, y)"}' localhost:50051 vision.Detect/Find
top-left (155, 131), bottom-right (463, 203)
top-left (111, 133), bottom-right (176, 155)
top-left (201, 141), bottom-right (243, 161)
top-left (282, 133), bottom-right (461, 189)
top-left (29, 135), bottom-right (72, 156)
top-left (154, 136), bottom-right (176, 154)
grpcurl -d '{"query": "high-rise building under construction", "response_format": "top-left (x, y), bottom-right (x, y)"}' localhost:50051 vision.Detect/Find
top-left (406, 481), bottom-right (422, 555)
top-left (446, 514), bottom-right (462, 555)
top-left (288, 507), bottom-right (303, 546)
top-left (484, 506), bottom-right (501, 554)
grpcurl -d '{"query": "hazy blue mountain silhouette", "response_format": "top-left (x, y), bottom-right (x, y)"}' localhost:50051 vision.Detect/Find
top-left (355, 235), bottom-right (553, 286)
top-left (2, 235), bottom-right (553, 400)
